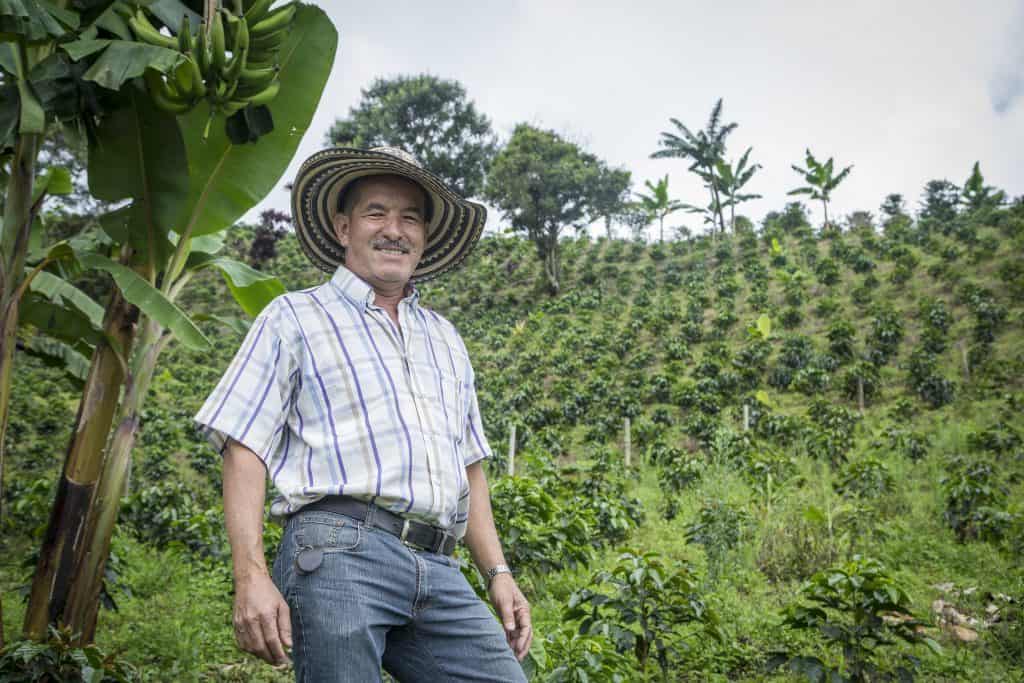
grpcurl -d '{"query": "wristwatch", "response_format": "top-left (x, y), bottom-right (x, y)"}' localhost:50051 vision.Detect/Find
top-left (486, 564), bottom-right (513, 588)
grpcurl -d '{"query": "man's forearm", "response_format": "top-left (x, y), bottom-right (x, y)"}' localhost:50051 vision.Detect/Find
top-left (463, 461), bottom-right (508, 574)
top-left (223, 439), bottom-right (271, 581)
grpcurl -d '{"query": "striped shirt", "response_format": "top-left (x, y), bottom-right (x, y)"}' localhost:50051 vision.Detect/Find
top-left (194, 265), bottom-right (492, 537)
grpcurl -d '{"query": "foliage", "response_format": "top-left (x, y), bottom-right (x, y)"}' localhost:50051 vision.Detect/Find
top-left (566, 550), bottom-right (723, 675)
top-left (684, 499), bottom-right (750, 582)
top-left (326, 74), bottom-right (496, 197)
top-left (0, 626), bottom-right (139, 682)
top-left (485, 124), bottom-right (609, 294)
top-left (770, 556), bottom-right (940, 682)
top-left (788, 149), bottom-right (853, 228)
top-left (941, 456), bottom-right (1013, 543)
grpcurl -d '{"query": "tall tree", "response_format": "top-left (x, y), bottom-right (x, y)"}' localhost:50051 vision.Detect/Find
top-left (635, 175), bottom-right (684, 242)
top-left (961, 162), bottom-right (1005, 213)
top-left (651, 98), bottom-right (737, 235)
top-left (485, 124), bottom-right (605, 294)
top-left (588, 162), bottom-right (632, 239)
top-left (788, 149), bottom-right (853, 229)
top-left (715, 147), bottom-right (761, 233)
top-left (327, 74), bottom-right (497, 198)
top-left (918, 179), bottom-right (960, 224)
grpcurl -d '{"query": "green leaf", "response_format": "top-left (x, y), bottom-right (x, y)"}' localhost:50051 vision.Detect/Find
top-left (21, 334), bottom-right (90, 383)
top-left (28, 270), bottom-right (104, 328)
top-left (19, 290), bottom-right (104, 348)
top-left (63, 39), bottom-right (182, 89)
top-left (192, 313), bottom-right (250, 336)
top-left (176, 4), bottom-right (338, 237)
top-left (0, 0), bottom-right (75, 41)
top-left (88, 85), bottom-right (188, 268)
top-left (78, 252), bottom-right (210, 350)
top-left (186, 254), bottom-right (284, 316)
top-left (756, 314), bottom-right (771, 339)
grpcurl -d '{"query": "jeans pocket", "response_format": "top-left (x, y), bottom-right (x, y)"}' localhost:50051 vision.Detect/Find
top-left (294, 513), bottom-right (363, 554)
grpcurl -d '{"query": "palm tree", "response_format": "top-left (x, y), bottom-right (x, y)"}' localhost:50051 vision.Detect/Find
top-left (714, 147), bottom-right (761, 232)
top-left (635, 175), bottom-right (684, 242)
top-left (651, 98), bottom-right (737, 235)
top-left (788, 149), bottom-right (853, 229)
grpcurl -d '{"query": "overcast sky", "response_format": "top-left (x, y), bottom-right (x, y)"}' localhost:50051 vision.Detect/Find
top-left (247, 0), bottom-right (1024, 238)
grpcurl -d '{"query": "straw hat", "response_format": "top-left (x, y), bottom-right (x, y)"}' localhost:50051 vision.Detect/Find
top-left (291, 146), bottom-right (487, 282)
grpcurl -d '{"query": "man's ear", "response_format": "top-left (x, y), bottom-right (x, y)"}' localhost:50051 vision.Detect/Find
top-left (333, 211), bottom-right (350, 248)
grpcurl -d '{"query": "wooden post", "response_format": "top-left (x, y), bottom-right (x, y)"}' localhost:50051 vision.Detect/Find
top-left (857, 377), bottom-right (865, 414)
top-left (624, 417), bottom-right (632, 467)
top-left (959, 340), bottom-right (970, 384)
top-left (743, 404), bottom-right (750, 431)
top-left (507, 424), bottom-right (516, 477)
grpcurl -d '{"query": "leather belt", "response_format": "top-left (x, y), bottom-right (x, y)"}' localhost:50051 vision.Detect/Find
top-left (298, 496), bottom-right (458, 556)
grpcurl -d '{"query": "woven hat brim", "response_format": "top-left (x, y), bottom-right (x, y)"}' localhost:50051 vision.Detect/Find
top-left (291, 148), bottom-right (487, 283)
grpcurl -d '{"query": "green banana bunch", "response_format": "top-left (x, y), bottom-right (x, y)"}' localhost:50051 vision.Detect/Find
top-left (131, 1), bottom-right (294, 120)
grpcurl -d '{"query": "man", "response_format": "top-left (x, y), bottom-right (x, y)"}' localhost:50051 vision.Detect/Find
top-left (195, 147), bottom-right (531, 682)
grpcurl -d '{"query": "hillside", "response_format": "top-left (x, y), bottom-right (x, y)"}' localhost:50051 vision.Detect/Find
top-left (3, 200), bottom-right (1023, 681)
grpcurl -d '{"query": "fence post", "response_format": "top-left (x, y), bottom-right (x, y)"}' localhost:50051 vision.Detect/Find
top-left (857, 377), bottom-right (865, 414)
top-left (507, 424), bottom-right (516, 476)
top-left (743, 403), bottom-right (750, 431)
top-left (960, 340), bottom-right (971, 384)
top-left (624, 417), bottom-right (632, 467)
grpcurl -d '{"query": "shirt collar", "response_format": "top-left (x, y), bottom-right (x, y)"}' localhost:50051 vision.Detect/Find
top-left (330, 265), bottom-right (420, 310)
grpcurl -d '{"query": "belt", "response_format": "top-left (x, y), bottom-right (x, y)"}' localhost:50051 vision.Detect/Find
top-left (298, 496), bottom-right (458, 556)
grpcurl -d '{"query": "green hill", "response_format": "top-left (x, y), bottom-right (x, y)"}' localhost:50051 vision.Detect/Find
top-left (3, 200), bottom-right (1023, 681)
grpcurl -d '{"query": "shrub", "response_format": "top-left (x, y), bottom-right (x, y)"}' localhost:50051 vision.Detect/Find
top-left (826, 319), bottom-right (857, 362)
top-left (941, 456), bottom-right (1013, 543)
top-left (0, 626), bottom-right (140, 682)
top-left (684, 500), bottom-right (750, 583)
top-left (770, 556), bottom-right (940, 682)
top-left (906, 348), bottom-right (956, 409)
top-left (834, 455), bottom-right (894, 499)
top-left (566, 550), bottom-right (723, 677)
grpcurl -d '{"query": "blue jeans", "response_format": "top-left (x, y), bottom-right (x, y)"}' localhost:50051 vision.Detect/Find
top-left (272, 506), bottom-right (527, 683)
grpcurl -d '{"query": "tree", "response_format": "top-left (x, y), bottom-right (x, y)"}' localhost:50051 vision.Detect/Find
top-left (15, 1), bottom-right (338, 646)
top-left (327, 74), bottom-right (497, 198)
top-left (788, 149), bottom-right (853, 229)
top-left (918, 179), bottom-right (960, 224)
top-left (485, 124), bottom-right (605, 294)
top-left (961, 162), bottom-right (1005, 213)
top-left (587, 163), bottom-right (632, 239)
top-left (634, 175), bottom-right (683, 243)
top-left (651, 98), bottom-right (737, 235)
top-left (715, 147), bottom-right (761, 233)
top-left (879, 193), bottom-right (908, 221)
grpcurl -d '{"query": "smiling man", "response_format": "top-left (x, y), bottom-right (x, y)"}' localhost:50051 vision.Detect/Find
top-left (195, 147), bottom-right (531, 682)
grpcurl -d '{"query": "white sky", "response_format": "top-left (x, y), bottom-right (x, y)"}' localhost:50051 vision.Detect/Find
top-left (246, 0), bottom-right (1024, 238)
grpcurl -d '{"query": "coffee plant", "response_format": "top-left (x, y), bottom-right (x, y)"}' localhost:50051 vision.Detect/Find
top-left (566, 550), bottom-right (723, 676)
top-left (769, 556), bottom-right (940, 682)
top-left (941, 456), bottom-right (1013, 543)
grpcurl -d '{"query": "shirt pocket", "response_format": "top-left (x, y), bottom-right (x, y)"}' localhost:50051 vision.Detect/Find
top-left (431, 372), bottom-right (464, 443)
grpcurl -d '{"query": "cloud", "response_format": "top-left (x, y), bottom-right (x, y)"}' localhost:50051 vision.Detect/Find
top-left (990, 4), bottom-right (1024, 113)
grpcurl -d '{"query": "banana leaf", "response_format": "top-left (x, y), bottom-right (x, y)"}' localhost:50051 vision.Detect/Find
top-left (0, 0), bottom-right (77, 42)
top-left (19, 290), bottom-right (104, 348)
top-left (28, 270), bottom-right (104, 328)
top-left (20, 334), bottom-right (90, 383)
top-left (87, 84), bottom-right (188, 268)
top-left (185, 253), bottom-right (284, 316)
top-left (175, 3), bottom-right (338, 237)
top-left (62, 38), bottom-right (182, 89)
top-left (77, 252), bottom-right (210, 350)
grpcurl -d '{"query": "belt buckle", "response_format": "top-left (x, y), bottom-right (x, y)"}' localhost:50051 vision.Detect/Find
top-left (399, 519), bottom-right (415, 548)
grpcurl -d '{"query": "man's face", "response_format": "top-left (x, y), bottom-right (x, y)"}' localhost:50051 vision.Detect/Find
top-left (333, 175), bottom-right (428, 292)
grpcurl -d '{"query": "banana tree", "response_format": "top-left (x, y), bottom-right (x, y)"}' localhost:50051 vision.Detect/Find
top-left (22, 0), bottom-right (337, 643)
top-left (714, 147), bottom-right (761, 233)
top-left (634, 175), bottom-right (683, 243)
top-left (788, 149), bottom-right (852, 230)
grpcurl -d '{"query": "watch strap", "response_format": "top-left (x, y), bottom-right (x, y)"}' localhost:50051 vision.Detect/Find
top-left (486, 564), bottom-right (513, 587)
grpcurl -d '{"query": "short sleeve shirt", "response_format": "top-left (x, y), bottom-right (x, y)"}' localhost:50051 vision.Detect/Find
top-left (194, 266), bottom-right (492, 537)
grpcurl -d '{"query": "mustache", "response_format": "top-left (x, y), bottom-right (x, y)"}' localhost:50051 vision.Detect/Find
top-left (371, 239), bottom-right (412, 254)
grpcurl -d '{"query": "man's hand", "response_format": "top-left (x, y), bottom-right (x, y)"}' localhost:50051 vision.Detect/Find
top-left (488, 573), bottom-right (532, 661)
top-left (233, 572), bottom-right (292, 666)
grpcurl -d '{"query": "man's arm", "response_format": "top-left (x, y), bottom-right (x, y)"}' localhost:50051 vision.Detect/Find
top-left (463, 461), bottom-right (533, 661)
top-left (223, 438), bottom-right (291, 665)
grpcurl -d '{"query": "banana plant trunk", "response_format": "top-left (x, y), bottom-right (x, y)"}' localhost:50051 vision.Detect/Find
top-left (23, 285), bottom-right (137, 639)
top-left (63, 316), bottom-right (165, 642)
top-left (0, 132), bottom-right (41, 649)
